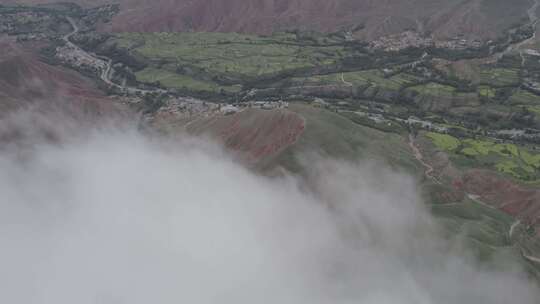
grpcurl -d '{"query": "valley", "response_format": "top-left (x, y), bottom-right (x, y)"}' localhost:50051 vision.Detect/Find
top-left (4, 0), bottom-right (540, 284)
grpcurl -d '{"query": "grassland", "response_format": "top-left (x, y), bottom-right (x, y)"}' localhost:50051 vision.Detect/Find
top-left (266, 104), bottom-right (419, 175)
top-left (426, 188), bottom-right (540, 274)
top-left (425, 132), bottom-right (540, 181)
top-left (431, 198), bottom-right (514, 249)
top-left (264, 105), bottom-right (539, 273)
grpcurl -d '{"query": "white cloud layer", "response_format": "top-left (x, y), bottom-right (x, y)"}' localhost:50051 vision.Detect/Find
top-left (0, 110), bottom-right (538, 304)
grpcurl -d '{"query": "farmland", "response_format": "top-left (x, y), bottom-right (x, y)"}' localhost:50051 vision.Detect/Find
top-left (110, 31), bottom-right (350, 86)
top-left (289, 70), bottom-right (422, 90)
top-left (425, 132), bottom-right (461, 151)
top-left (425, 131), bottom-right (540, 181)
top-left (510, 89), bottom-right (540, 105)
top-left (85, 28), bottom-right (540, 136)
top-left (408, 82), bottom-right (456, 95)
top-left (478, 68), bottom-right (520, 87)
top-left (135, 67), bottom-right (242, 94)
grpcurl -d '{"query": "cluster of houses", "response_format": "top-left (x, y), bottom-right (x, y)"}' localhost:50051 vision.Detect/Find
top-left (221, 100), bottom-right (290, 114)
top-left (155, 98), bottom-right (290, 117)
top-left (369, 30), bottom-right (484, 52)
top-left (370, 31), bottom-right (434, 52)
top-left (55, 43), bottom-right (107, 74)
top-left (435, 37), bottom-right (483, 50)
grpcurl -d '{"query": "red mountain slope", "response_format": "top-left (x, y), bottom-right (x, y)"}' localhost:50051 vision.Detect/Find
top-left (0, 38), bottom-right (114, 114)
top-left (3, 0), bottom-right (532, 41)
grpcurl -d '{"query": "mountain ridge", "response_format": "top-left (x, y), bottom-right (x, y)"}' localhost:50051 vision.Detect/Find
top-left (2, 0), bottom-right (533, 41)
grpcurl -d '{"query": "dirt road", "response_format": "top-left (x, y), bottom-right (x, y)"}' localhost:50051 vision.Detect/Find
top-left (408, 134), bottom-right (440, 184)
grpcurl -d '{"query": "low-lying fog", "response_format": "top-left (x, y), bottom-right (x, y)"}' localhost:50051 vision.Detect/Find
top-left (0, 108), bottom-right (539, 303)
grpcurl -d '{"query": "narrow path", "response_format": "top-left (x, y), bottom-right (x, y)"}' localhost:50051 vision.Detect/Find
top-left (408, 134), bottom-right (440, 184)
top-left (509, 220), bottom-right (521, 238)
top-left (340, 73), bottom-right (353, 86)
top-left (468, 194), bottom-right (540, 263)
top-left (467, 194), bottom-right (496, 209)
top-left (528, 0), bottom-right (540, 24)
top-left (524, 253), bottom-right (540, 263)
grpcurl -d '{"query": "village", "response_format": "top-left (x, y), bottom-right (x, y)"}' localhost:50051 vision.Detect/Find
top-left (55, 42), bottom-right (107, 73)
top-left (369, 30), bottom-right (484, 52)
top-left (155, 97), bottom-right (290, 117)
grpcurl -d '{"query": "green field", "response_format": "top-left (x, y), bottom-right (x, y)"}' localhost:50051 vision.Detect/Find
top-left (112, 32), bottom-right (347, 81)
top-left (425, 132), bottom-right (540, 181)
top-left (509, 89), bottom-right (540, 105)
top-left (339, 70), bottom-right (420, 90)
top-left (135, 67), bottom-right (241, 93)
top-left (478, 85), bottom-right (496, 99)
top-left (289, 70), bottom-right (421, 91)
top-left (407, 82), bottom-right (456, 96)
top-left (478, 68), bottom-right (520, 87)
top-left (426, 132), bottom-right (461, 151)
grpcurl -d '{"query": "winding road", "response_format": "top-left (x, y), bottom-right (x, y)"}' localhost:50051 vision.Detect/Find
top-left (408, 134), bottom-right (440, 184)
top-left (509, 220), bottom-right (521, 239)
top-left (340, 73), bottom-right (353, 86)
top-left (63, 17), bottom-right (165, 95)
top-left (497, 0), bottom-right (540, 64)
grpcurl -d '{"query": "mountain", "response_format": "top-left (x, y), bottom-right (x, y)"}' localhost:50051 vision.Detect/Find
top-left (2, 0), bottom-right (540, 283)
top-left (0, 37), bottom-right (121, 120)
top-left (3, 0), bottom-right (533, 41)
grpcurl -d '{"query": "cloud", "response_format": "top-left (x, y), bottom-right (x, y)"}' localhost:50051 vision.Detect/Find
top-left (0, 110), bottom-right (538, 304)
